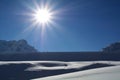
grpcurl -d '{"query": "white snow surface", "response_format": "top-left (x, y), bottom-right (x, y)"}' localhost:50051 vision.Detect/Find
top-left (0, 61), bottom-right (120, 80)
top-left (33, 65), bottom-right (120, 80)
top-left (0, 61), bottom-right (120, 71)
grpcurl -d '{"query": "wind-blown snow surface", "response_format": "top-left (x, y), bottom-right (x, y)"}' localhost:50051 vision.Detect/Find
top-left (0, 61), bottom-right (119, 71)
top-left (33, 65), bottom-right (120, 80)
top-left (0, 61), bottom-right (120, 80)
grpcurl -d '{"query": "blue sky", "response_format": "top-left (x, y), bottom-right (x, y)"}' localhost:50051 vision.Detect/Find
top-left (0, 0), bottom-right (120, 52)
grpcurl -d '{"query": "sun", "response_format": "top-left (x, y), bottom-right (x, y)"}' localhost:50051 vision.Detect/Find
top-left (24, 1), bottom-right (57, 27)
top-left (35, 9), bottom-right (51, 23)
top-left (34, 9), bottom-right (52, 24)
top-left (22, 0), bottom-right (63, 50)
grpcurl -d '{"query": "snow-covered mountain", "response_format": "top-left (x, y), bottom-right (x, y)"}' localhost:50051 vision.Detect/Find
top-left (0, 39), bottom-right (37, 53)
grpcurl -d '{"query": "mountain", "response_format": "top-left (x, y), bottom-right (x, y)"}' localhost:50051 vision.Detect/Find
top-left (0, 39), bottom-right (37, 53)
top-left (103, 42), bottom-right (120, 52)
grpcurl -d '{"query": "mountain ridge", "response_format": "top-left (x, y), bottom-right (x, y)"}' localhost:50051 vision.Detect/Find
top-left (0, 39), bottom-right (37, 53)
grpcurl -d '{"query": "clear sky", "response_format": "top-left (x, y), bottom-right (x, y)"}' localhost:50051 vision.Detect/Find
top-left (0, 0), bottom-right (120, 52)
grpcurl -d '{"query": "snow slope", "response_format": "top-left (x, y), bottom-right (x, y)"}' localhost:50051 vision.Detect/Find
top-left (33, 65), bottom-right (120, 80)
top-left (0, 61), bottom-right (120, 80)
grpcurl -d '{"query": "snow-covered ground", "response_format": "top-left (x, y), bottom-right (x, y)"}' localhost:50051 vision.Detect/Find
top-left (0, 61), bottom-right (119, 71)
top-left (0, 61), bottom-right (120, 80)
top-left (33, 65), bottom-right (120, 80)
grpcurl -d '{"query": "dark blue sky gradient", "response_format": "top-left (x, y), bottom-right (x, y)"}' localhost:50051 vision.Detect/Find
top-left (0, 0), bottom-right (120, 52)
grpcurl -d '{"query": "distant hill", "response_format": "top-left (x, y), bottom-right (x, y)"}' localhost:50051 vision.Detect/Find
top-left (0, 39), bottom-right (37, 53)
top-left (103, 42), bottom-right (120, 52)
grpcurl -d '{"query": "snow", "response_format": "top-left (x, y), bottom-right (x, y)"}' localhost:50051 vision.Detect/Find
top-left (0, 61), bottom-right (120, 80)
top-left (26, 61), bottom-right (120, 71)
top-left (33, 65), bottom-right (120, 80)
top-left (0, 61), bottom-right (120, 71)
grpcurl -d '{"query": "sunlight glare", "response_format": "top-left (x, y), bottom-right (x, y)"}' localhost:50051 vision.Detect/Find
top-left (34, 9), bottom-right (52, 24)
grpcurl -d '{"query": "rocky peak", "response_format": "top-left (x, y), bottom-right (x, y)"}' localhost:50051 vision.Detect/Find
top-left (0, 39), bottom-right (37, 53)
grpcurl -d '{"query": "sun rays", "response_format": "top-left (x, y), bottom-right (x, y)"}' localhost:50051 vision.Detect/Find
top-left (20, 0), bottom-right (61, 50)
top-left (33, 8), bottom-right (52, 24)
